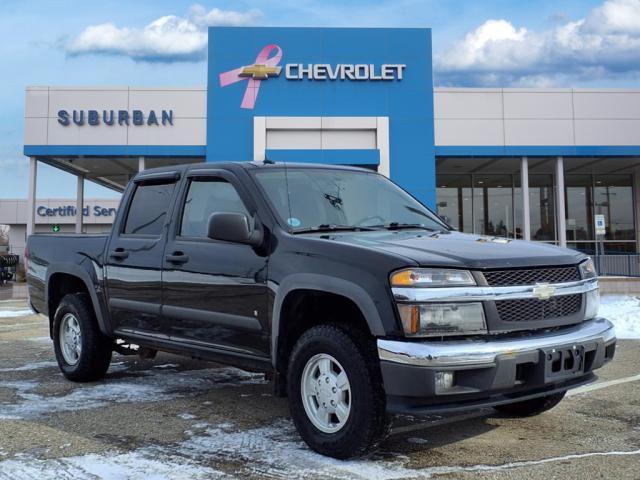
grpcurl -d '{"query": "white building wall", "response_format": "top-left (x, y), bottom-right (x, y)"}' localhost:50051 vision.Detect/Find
top-left (434, 88), bottom-right (640, 146)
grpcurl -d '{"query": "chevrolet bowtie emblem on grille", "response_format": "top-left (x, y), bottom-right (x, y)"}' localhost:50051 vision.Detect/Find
top-left (532, 283), bottom-right (556, 301)
top-left (239, 64), bottom-right (282, 80)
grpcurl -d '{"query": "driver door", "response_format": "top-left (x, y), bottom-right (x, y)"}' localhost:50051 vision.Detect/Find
top-left (161, 170), bottom-right (270, 359)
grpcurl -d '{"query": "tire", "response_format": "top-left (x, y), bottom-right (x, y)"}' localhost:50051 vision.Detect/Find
top-left (53, 293), bottom-right (113, 382)
top-left (494, 391), bottom-right (566, 417)
top-left (287, 324), bottom-right (391, 459)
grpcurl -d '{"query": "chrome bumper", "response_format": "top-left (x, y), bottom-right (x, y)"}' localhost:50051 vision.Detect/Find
top-left (378, 317), bottom-right (616, 368)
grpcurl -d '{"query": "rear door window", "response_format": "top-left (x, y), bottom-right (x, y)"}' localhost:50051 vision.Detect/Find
top-left (123, 181), bottom-right (176, 235)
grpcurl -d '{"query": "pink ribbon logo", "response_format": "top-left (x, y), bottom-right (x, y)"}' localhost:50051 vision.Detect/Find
top-left (219, 44), bottom-right (283, 109)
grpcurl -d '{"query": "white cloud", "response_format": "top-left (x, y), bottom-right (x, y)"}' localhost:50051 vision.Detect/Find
top-left (435, 0), bottom-right (640, 86)
top-left (66, 4), bottom-right (262, 62)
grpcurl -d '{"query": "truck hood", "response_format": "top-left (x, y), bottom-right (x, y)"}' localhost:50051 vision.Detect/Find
top-left (318, 230), bottom-right (584, 269)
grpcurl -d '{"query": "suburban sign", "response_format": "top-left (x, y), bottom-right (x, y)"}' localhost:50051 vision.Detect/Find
top-left (57, 109), bottom-right (173, 127)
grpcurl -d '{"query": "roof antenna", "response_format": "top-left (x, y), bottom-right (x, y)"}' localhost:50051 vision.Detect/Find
top-left (263, 156), bottom-right (275, 165)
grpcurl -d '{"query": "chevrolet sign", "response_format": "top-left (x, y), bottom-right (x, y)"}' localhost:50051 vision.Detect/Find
top-left (285, 63), bottom-right (406, 81)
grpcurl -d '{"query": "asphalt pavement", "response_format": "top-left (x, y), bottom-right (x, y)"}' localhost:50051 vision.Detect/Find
top-left (0, 296), bottom-right (638, 479)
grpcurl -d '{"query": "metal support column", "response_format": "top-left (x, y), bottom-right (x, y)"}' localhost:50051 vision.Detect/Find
top-left (26, 157), bottom-right (37, 237)
top-left (521, 156), bottom-right (531, 241)
top-left (555, 156), bottom-right (567, 248)
top-left (138, 156), bottom-right (145, 172)
top-left (75, 175), bottom-right (84, 234)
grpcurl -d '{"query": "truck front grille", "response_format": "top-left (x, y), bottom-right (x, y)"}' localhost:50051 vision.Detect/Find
top-left (496, 294), bottom-right (582, 322)
top-left (483, 266), bottom-right (581, 287)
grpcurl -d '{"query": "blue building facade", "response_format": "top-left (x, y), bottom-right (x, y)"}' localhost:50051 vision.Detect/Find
top-left (207, 27), bottom-right (437, 207)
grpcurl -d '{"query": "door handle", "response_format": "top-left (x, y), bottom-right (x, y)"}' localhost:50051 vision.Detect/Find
top-left (109, 249), bottom-right (129, 260)
top-left (166, 252), bottom-right (189, 264)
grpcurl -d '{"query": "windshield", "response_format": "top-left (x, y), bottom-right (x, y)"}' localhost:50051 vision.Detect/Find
top-left (252, 167), bottom-right (448, 232)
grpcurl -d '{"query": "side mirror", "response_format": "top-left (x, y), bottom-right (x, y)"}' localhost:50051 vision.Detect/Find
top-left (207, 212), bottom-right (262, 246)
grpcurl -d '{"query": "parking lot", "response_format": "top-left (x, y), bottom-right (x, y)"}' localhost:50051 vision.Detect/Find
top-left (0, 295), bottom-right (638, 479)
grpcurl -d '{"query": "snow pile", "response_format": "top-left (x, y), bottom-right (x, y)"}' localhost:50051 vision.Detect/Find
top-left (599, 295), bottom-right (640, 339)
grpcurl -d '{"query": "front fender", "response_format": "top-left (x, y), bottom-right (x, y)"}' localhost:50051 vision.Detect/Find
top-left (270, 273), bottom-right (387, 366)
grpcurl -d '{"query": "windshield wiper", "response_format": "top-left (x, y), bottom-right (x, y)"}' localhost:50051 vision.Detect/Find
top-left (292, 224), bottom-right (379, 234)
top-left (375, 222), bottom-right (443, 233)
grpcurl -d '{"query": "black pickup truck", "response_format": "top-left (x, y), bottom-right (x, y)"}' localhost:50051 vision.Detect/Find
top-left (26, 162), bottom-right (616, 458)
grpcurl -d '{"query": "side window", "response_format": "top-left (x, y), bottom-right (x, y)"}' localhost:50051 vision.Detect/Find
top-left (123, 181), bottom-right (175, 235)
top-left (180, 178), bottom-right (249, 237)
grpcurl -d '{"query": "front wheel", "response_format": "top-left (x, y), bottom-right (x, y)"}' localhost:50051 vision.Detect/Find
top-left (494, 391), bottom-right (566, 417)
top-left (287, 324), bottom-right (390, 459)
top-left (53, 293), bottom-right (113, 382)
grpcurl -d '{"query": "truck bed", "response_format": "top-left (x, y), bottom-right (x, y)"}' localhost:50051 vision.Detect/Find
top-left (26, 233), bottom-right (109, 315)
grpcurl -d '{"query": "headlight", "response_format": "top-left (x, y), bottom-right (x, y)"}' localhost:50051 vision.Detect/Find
top-left (579, 258), bottom-right (597, 279)
top-left (397, 302), bottom-right (487, 337)
top-left (390, 268), bottom-right (476, 287)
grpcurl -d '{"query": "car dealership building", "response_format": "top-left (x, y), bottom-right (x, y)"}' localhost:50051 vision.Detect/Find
top-left (21, 26), bottom-right (640, 256)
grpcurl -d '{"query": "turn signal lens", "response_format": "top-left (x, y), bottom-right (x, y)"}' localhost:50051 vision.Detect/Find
top-left (390, 268), bottom-right (476, 287)
top-left (585, 288), bottom-right (600, 320)
top-left (397, 302), bottom-right (487, 337)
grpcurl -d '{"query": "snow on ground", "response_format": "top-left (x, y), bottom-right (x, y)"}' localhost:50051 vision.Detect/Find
top-left (0, 367), bottom-right (265, 420)
top-left (599, 295), bottom-right (640, 339)
top-left (0, 361), bottom-right (58, 372)
top-left (0, 419), bottom-right (638, 480)
top-left (0, 310), bottom-right (33, 318)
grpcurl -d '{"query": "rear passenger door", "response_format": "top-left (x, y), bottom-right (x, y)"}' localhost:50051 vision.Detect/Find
top-left (105, 172), bottom-right (179, 335)
top-left (161, 170), bottom-right (270, 359)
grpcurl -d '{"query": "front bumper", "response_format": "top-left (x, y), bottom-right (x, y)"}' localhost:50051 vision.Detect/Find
top-left (378, 317), bottom-right (616, 414)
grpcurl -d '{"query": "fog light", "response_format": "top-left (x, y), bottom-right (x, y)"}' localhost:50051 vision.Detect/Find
top-left (435, 371), bottom-right (455, 393)
top-left (585, 288), bottom-right (600, 320)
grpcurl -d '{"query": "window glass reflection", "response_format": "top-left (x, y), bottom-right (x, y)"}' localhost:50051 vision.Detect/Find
top-left (474, 175), bottom-right (514, 238)
top-left (515, 174), bottom-right (556, 241)
top-left (436, 174), bottom-right (472, 232)
top-left (594, 175), bottom-right (634, 240)
top-left (565, 175), bottom-right (593, 241)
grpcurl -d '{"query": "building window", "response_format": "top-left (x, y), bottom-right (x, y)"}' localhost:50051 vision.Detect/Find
top-left (473, 174), bottom-right (515, 237)
top-left (594, 175), bottom-right (634, 241)
top-left (436, 174), bottom-right (472, 232)
top-left (515, 174), bottom-right (556, 242)
top-left (565, 173), bottom-right (635, 253)
top-left (436, 161), bottom-right (636, 254)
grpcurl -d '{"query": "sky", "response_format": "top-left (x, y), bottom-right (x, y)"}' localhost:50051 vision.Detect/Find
top-left (2, 0), bottom-right (640, 199)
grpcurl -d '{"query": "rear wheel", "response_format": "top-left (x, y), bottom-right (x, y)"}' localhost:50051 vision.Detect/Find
top-left (53, 293), bottom-right (113, 382)
top-left (287, 324), bottom-right (390, 459)
top-left (494, 391), bottom-right (566, 417)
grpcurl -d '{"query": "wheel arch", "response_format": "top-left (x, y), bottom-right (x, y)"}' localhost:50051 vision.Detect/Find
top-left (45, 264), bottom-right (110, 338)
top-left (271, 274), bottom-right (386, 369)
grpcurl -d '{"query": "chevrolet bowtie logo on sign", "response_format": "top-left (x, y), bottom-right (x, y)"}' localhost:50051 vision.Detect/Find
top-left (219, 43), bottom-right (407, 109)
top-left (239, 64), bottom-right (282, 80)
top-left (532, 283), bottom-right (556, 301)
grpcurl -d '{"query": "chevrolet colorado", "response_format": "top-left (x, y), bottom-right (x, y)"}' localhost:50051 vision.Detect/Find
top-left (26, 162), bottom-right (616, 458)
